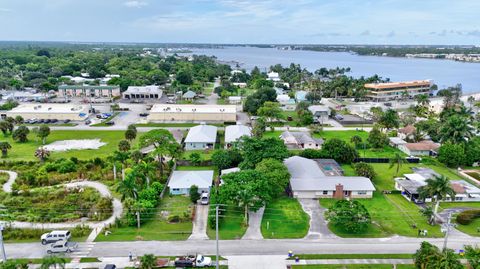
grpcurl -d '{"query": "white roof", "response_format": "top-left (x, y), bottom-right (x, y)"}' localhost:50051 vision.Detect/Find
top-left (8, 104), bottom-right (88, 114)
top-left (308, 105), bottom-right (330, 113)
top-left (276, 94), bottom-right (291, 102)
top-left (284, 156), bottom-right (375, 191)
top-left (389, 137), bottom-right (407, 145)
top-left (225, 124), bottom-right (251, 143)
top-left (221, 167), bottom-right (240, 175)
top-left (124, 85), bottom-right (162, 94)
top-left (268, 71), bottom-right (279, 78)
top-left (228, 96), bottom-right (242, 101)
top-left (404, 173), bottom-right (427, 184)
top-left (184, 124), bottom-right (218, 143)
top-left (168, 170), bottom-right (214, 189)
top-left (150, 104), bottom-right (237, 114)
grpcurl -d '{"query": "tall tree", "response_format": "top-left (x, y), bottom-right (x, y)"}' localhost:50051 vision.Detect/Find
top-left (257, 101), bottom-right (284, 123)
top-left (238, 137), bottom-right (289, 169)
top-left (37, 124), bottom-right (50, 145)
top-left (255, 158), bottom-right (290, 198)
top-left (251, 117), bottom-right (266, 138)
top-left (117, 174), bottom-right (139, 200)
top-left (34, 148), bottom-right (50, 163)
top-left (125, 128), bottom-right (137, 142)
top-left (139, 129), bottom-right (182, 179)
top-left (389, 153), bottom-right (407, 176)
top-left (12, 125), bottom-right (29, 143)
top-left (439, 114), bottom-right (473, 143)
top-left (113, 150), bottom-right (130, 181)
top-left (378, 109), bottom-right (400, 130)
top-left (350, 135), bottom-right (362, 148)
top-left (418, 175), bottom-right (456, 223)
top-left (118, 140), bottom-right (131, 152)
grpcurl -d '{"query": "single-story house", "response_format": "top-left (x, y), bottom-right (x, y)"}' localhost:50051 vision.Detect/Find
top-left (308, 105), bottom-right (331, 123)
top-left (183, 90), bottom-right (197, 100)
top-left (284, 156), bottom-right (375, 199)
top-left (389, 137), bottom-right (407, 148)
top-left (398, 125), bottom-right (416, 140)
top-left (395, 167), bottom-right (480, 203)
top-left (295, 91), bottom-right (308, 102)
top-left (168, 170), bottom-right (214, 195)
top-left (280, 131), bottom-right (323, 150)
top-left (228, 96), bottom-right (242, 104)
top-left (267, 71), bottom-right (281, 82)
top-left (184, 124), bottom-right (218, 150)
top-left (399, 140), bottom-right (439, 156)
top-left (276, 94), bottom-right (296, 111)
top-left (225, 124), bottom-right (251, 148)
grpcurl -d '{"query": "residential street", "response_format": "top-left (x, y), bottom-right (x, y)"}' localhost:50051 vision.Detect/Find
top-left (6, 237), bottom-right (480, 259)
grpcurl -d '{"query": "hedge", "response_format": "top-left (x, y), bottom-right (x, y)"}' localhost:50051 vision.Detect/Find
top-left (456, 209), bottom-right (480, 225)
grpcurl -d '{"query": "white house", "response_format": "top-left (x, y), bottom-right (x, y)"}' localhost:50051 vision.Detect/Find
top-left (389, 137), bottom-right (407, 148)
top-left (276, 94), bottom-right (296, 111)
top-left (224, 124), bottom-right (251, 148)
top-left (168, 170), bottom-right (214, 195)
top-left (308, 106), bottom-right (331, 123)
top-left (184, 124), bottom-right (218, 150)
top-left (399, 140), bottom-right (439, 156)
top-left (295, 91), bottom-right (308, 102)
top-left (183, 90), bottom-right (197, 100)
top-left (280, 131), bottom-right (323, 150)
top-left (267, 71), bottom-right (281, 82)
top-left (284, 156), bottom-right (375, 199)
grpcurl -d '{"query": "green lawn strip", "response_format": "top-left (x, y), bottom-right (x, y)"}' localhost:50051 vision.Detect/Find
top-left (287, 254), bottom-right (413, 260)
top-left (204, 82), bottom-right (214, 95)
top-left (291, 265), bottom-right (415, 269)
top-left (181, 150), bottom-right (216, 161)
top-left (454, 217), bottom-right (480, 236)
top-left (135, 123), bottom-right (225, 127)
top-left (95, 196), bottom-right (193, 241)
top-left (91, 112), bottom-right (120, 127)
top-left (79, 257), bottom-right (101, 263)
top-left (1, 130), bottom-right (139, 161)
top-left (25, 123), bottom-right (78, 127)
top-left (261, 197), bottom-right (309, 239)
top-left (8, 258), bottom-right (72, 264)
top-left (207, 206), bottom-right (247, 240)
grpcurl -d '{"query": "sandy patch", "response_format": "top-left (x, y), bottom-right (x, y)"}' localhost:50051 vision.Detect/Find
top-left (42, 139), bottom-right (106, 151)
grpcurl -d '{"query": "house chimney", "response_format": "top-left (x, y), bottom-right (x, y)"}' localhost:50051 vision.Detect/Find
top-left (334, 184), bottom-right (344, 199)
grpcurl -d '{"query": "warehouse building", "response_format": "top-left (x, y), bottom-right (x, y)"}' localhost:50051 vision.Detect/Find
top-left (57, 85), bottom-right (121, 98)
top-left (5, 104), bottom-right (89, 121)
top-left (122, 85), bottom-right (163, 99)
top-left (147, 104), bottom-right (237, 123)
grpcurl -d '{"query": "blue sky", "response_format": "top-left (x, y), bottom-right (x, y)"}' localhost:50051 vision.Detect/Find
top-left (1, 0), bottom-right (480, 44)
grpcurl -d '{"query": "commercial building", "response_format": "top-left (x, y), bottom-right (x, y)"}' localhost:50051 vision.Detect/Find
top-left (122, 85), bottom-right (162, 99)
top-left (5, 103), bottom-right (89, 121)
top-left (280, 131), bottom-right (323, 150)
top-left (285, 156), bottom-right (375, 199)
top-left (168, 170), bottom-right (214, 195)
top-left (225, 124), bottom-right (251, 148)
top-left (365, 80), bottom-right (432, 101)
top-left (184, 124), bottom-right (218, 150)
top-left (147, 104), bottom-right (237, 123)
top-left (57, 85), bottom-right (121, 98)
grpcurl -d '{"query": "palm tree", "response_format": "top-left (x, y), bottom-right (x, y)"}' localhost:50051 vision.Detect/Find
top-left (140, 254), bottom-right (156, 269)
top-left (414, 241), bottom-right (440, 269)
top-left (419, 206), bottom-right (435, 225)
top-left (439, 114), bottom-right (473, 143)
top-left (34, 148), bottom-right (50, 163)
top-left (40, 256), bottom-right (67, 269)
top-left (117, 174), bottom-right (138, 200)
top-left (435, 249), bottom-right (463, 268)
top-left (350, 135), bottom-right (362, 149)
top-left (113, 150), bottom-right (130, 181)
top-left (418, 175), bottom-right (456, 223)
top-left (118, 140), bottom-right (131, 152)
top-left (0, 121), bottom-right (10, 136)
top-left (415, 94), bottom-right (430, 106)
top-left (465, 245), bottom-right (480, 269)
top-left (412, 130), bottom-right (425, 143)
top-left (136, 161), bottom-right (156, 187)
top-left (389, 153), bottom-right (406, 176)
top-left (0, 141), bottom-right (11, 157)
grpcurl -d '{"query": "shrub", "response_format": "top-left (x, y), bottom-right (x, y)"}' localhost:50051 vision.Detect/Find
top-left (456, 210), bottom-right (480, 225)
top-left (189, 185), bottom-right (200, 203)
top-left (299, 149), bottom-right (327, 159)
top-left (168, 215), bottom-right (180, 223)
top-left (354, 162), bottom-right (376, 179)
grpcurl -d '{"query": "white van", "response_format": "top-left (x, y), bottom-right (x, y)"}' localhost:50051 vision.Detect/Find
top-left (200, 193), bottom-right (209, 205)
top-left (41, 230), bottom-right (71, 245)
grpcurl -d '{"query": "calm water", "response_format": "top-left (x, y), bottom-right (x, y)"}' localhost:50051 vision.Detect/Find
top-left (187, 47), bottom-right (480, 93)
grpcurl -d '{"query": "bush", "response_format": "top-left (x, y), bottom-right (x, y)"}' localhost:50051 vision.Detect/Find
top-left (456, 209), bottom-right (480, 225)
top-left (189, 185), bottom-right (200, 203)
top-left (299, 149), bottom-right (327, 159)
top-left (354, 162), bottom-right (376, 179)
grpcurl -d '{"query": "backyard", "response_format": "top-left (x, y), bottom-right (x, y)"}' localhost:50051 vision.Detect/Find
top-left (1, 130), bottom-right (139, 161)
top-left (207, 206), bottom-right (247, 240)
top-left (261, 197), bottom-right (309, 239)
top-left (96, 195), bottom-right (193, 241)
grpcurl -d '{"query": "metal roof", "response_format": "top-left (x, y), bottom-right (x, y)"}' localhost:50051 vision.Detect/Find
top-left (184, 124), bottom-right (217, 143)
top-left (168, 170), bottom-right (214, 189)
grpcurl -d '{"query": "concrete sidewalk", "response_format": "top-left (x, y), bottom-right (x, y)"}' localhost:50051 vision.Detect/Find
top-left (286, 258), bottom-right (414, 266)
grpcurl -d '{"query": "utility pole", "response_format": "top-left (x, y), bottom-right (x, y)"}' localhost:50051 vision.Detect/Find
top-left (443, 212), bottom-right (452, 250)
top-left (215, 205), bottom-right (219, 269)
top-left (136, 211), bottom-right (141, 229)
top-left (0, 225), bottom-right (7, 261)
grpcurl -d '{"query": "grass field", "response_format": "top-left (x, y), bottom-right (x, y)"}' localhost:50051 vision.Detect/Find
top-left (96, 196), bottom-right (193, 241)
top-left (291, 265), bottom-right (415, 269)
top-left (134, 123), bottom-right (225, 127)
top-left (207, 206), bottom-right (247, 240)
top-left (261, 197), bottom-right (309, 239)
top-left (1, 130), bottom-right (139, 161)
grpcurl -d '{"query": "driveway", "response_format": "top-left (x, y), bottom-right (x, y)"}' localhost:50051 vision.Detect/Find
top-left (242, 207), bottom-right (265, 240)
top-left (298, 199), bottom-right (338, 239)
top-left (189, 204), bottom-right (209, 240)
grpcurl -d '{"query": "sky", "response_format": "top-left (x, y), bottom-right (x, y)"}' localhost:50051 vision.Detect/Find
top-left (0, 0), bottom-right (480, 44)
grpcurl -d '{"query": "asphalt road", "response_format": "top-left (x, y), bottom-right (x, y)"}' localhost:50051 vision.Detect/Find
top-left (6, 237), bottom-right (479, 259)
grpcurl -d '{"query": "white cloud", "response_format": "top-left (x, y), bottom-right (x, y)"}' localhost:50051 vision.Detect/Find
top-left (123, 1), bottom-right (147, 8)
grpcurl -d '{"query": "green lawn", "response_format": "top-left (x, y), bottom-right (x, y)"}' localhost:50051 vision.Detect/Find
top-left (95, 196), bottom-right (193, 241)
top-left (261, 197), bottom-right (309, 239)
top-left (288, 254), bottom-right (413, 260)
top-left (207, 206), bottom-right (247, 240)
top-left (1, 130), bottom-right (139, 161)
top-left (291, 265), bottom-right (415, 269)
top-left (181, 150), bottom-right (217, 161)
top-left (135, 123), bottom-right (225, 127)
top-left (204, 82), bottom-right (214, 95)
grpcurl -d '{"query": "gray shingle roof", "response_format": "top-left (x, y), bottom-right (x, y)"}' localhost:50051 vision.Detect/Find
top-left (184, 125), bottom-right (217, 143)
top-left (168, 170), bottom-right (214, 189)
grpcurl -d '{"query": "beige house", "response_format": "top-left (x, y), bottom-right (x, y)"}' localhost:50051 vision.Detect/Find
top-left (147, 104), bottom-right (237, 123)
top-left (399, 140), bottom-right (439, 156)
top-left (57, 85), bottom-right (121, 98)
top-left (5, 104), bottom-right (89, 121)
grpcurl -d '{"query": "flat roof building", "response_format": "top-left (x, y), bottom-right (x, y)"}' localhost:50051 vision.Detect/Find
top-left (365, 80), bottom-right (432, 101)
top-left (5, 103), bottom-right (89, 121)
top-left (147, 104), bottom-right (237, 123)
top-left (122, 85), bottom-right (163, 99)
top-left (57, 85), bottom-right (121, 98)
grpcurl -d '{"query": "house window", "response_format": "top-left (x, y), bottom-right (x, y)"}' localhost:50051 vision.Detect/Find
top-left (357, 191), bottom-right (367, 195)
top-left (322, 191), bottom-right (328, 195)
top-left (172, 188), bottom-right (180, 191)
top-left (455, 197), bottom-right (463, 201)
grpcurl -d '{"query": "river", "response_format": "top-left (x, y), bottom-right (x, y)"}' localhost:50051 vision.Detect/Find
top-left (186, 47), bottom-right (480, 93)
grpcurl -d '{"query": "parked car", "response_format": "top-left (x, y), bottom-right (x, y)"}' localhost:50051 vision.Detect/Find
top-left (104, 264), bottom-right (116, 269)
top-left (105, 121), bottom-right (115, 126)
top-left (46, 240), bottom-right (77, 254)
top-left (63, 119), bottom-right (71, 124)
top-left (50, 119), bottom-right (58, 123)
top-left (41, 230), bottom-right (71, 245)
top-left (38, 119), bottom-right (45, 123)
top-left (85, 120), bottom-right (91, 125)
top-left (174, 255), bottom-right (212, 268)
top-left (139, 113), bottom-right (149, 117)
top-left (44, 119), bottom-right (51, 124)
top-left (200, 193), bottom-right (209, 205)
